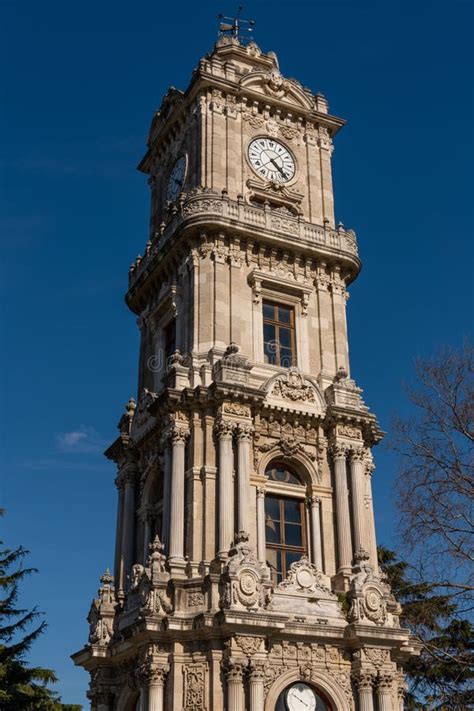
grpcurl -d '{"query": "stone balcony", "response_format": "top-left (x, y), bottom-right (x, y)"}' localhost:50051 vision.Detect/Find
top-left (128, 189), bottom-right (359, 288)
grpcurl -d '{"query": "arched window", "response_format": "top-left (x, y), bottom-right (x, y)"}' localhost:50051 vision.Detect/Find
top-left (265, 462), bottom-right (307, 585)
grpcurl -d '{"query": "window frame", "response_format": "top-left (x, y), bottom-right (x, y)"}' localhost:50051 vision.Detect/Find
top-left (262, 299), bottom-right (297, 368)
top-left (264, 462), bottom-right (308, 585)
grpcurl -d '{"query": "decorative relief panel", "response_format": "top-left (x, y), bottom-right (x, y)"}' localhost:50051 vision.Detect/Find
top-left (184, 663), bottom-right (206, 711)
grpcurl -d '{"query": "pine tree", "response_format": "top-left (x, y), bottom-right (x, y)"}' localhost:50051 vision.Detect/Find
top-left (379, 546), bottom-right (474, 710)
top-left (0, 515), bottom-right (81, 710)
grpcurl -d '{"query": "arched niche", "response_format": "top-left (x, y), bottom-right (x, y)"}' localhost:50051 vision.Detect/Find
top-left (265, 669), bottom-right (350, 711)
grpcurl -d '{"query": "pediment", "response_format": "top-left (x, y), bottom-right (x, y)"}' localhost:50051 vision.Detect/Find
top-left (263, 368), bottom-right (326, 415)
top-left (240, 70), bottom-right (314, 110)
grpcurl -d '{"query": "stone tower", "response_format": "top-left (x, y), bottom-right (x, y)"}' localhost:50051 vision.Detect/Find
top-left (73, 34), bottom-right (417, 711)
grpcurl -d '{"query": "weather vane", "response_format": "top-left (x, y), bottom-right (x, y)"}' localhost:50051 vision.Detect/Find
top-left (217, 6), bottom-right (255, 42)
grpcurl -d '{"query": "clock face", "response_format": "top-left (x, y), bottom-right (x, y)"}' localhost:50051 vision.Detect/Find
top-left (248, 137), bottom-right (296, 183)
top-left (166, 155), bottom-right (187, 202)
top-left (286, 683), bottom-right (317, 711)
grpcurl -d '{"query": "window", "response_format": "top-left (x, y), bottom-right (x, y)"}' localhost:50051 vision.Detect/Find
top-left (263, 301), bottom-right (296, 368)
top-left (264, 464), bottom-right (306, 585)
top-left (164, 319), bottom-right (176, 364)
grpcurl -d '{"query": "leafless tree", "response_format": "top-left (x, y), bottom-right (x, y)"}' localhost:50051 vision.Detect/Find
top-left (392, 342), bottom-right (473, 605)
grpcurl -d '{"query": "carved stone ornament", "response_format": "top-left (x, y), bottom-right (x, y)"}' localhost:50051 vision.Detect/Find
top-left (87, 569), bottom-right (116, 646)
top-left (222, 401), bottom-right (251, 418)
top-left (337, 424), bottom-right (362, 440)
top-left (124, 538), bottom-right (172, 619)
top-left (364, 648), bottom-right (391, 668)
top-left (219, 531), bottom-right (272, 611)
top-left (213, 342), bottom-right (252, 386)
top-left (277, 557), bottom-right (335, 598)
top-left (184, 662), bottom-right (206, 711)
top-left (348, 552), bottom-right (400, 628)
top-left (117, 397), bottom-right (136, 435)
top-left (234, 634), bottom-right (264, 656)
top-left (130, 388), bottom-right (157, 440)
top-left (269, 368), bottom-right (320, 404)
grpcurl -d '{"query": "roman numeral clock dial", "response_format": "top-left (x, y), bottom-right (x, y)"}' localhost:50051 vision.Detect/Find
top-left (248, 137), bottom-right (296, 183)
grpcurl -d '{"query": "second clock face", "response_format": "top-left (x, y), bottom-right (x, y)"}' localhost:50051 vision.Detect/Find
top-left (248, 137), bottom-right (296, 183)
top-left (166, 155), bottom-right (187, 202)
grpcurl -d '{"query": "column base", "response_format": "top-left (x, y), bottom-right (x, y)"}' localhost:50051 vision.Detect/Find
top-left (332, 570), bottom-right (352, 592)
top-left (168, 558), bottom-right (187, 579)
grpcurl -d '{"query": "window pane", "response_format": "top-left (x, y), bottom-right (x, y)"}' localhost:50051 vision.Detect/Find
top-left (265, 516), bottom-right (281, 543)
top-left (266, 548), bottom-right (280, 586)
top-left (263, 302), bottom-right (275, 321)
top-left (279, 327), bottom-right (291, 348)
top-left (284, 499), bottom-right (302, 524)
top-left (285, 523), bottom-right (303, 547)
top-left (265, 496), bottom-right (280, 520)
top-left (263, 323), bottom-right (276, 343)
top-left (278, 305), bottom-right (291, 324)
top-left (264, 343), bottom-right (276, 365)
top-left (279, 347), bottom-right (293, 368)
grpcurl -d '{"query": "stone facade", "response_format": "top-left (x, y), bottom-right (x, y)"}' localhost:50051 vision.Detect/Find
top-left (72, 35), bottom-right (418, 711)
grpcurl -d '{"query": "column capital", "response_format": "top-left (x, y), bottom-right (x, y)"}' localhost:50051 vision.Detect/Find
top-left (136, 661), bottom-right (169, 687)
top-left (235, 422), bottom-right (255, 441)
top-left (121, 466), bottom-right (138, 487)
top-left (214, 418), bottom-right (235, 439)
top-left (329, 442), bottom-right (348, 460)
top-left (256, 485), bottom-right (266, 497)
top-left (169, 427), bottom-right (189, 446)
top-left (249, 660), bottom-right (266, 681)
top-left (377, 673), bottom-right (394, 692)
top-left (308, 495), bottom-right (322, 507)
top-left (224, 658), bottom-right (245, 682)
top-left (349, 446), bottom-right (365, 463)
top-left (352, 671), bottom-right (376, 691)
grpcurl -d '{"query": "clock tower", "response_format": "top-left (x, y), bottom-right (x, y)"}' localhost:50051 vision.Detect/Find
top-left (73, 32), bottom-right (417, 711)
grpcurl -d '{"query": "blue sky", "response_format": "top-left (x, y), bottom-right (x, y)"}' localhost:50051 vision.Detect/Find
top-left (1, 0), bottom-right (472, 706)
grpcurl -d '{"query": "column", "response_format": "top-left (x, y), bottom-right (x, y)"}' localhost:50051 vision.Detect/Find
top-left (397, 678), bottom-right (407, 711)
top-left (226, 661), bottom-right (245, 711)
top-left (349, 448), bottom-right (368, 559)
top-left (249, 662), bottom-right (265, 711)
top-left (161, 447), bottom-right (171, 554)
top-left (236, 424), bottom-right (253, 533)
top-left (96, 691), bottom-right (112, 711)
top-left (377, 675), bottom-right (394, 711)
top-left (365, 462), bottom-right (379, 574)
top-left (168, 429), bottom-right (188, 564)
top-left (142, 508), bottom-right (152, 562)
top-left (354, 673), bottom-right (375, 711)
top-left (113, 477), bottom-right (124, 590)
top-left (217, 421), bottom-right (234, 556)
top-left (256, 486), bottom-right (266, 564)
top-left (148, 668), bottom-right (167, 711)
top-left (121, 467), bottom-right (137, 590)
top-left (331, 444), bottom-right (352, 574)
top-left (309, 496), bottom-right (323, 571)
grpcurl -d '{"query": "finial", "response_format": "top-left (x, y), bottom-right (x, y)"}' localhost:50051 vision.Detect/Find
top-left (100, 568), bottom-right (114, 586)
top-left (217, 6), bottom-right (255, 42)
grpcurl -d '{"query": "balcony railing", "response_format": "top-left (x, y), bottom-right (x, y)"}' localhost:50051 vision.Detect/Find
top-left (128, 190), bottom-right (358, 286)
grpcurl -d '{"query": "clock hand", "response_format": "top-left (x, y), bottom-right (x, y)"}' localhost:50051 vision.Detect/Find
top-left (293, 693), bottom-right (310, 708)
top-left (269, 157), bottom-right (285, 177)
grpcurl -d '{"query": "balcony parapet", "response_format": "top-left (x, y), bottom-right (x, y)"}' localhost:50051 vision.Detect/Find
top-left (128, 189), bottom-right (359, 288)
